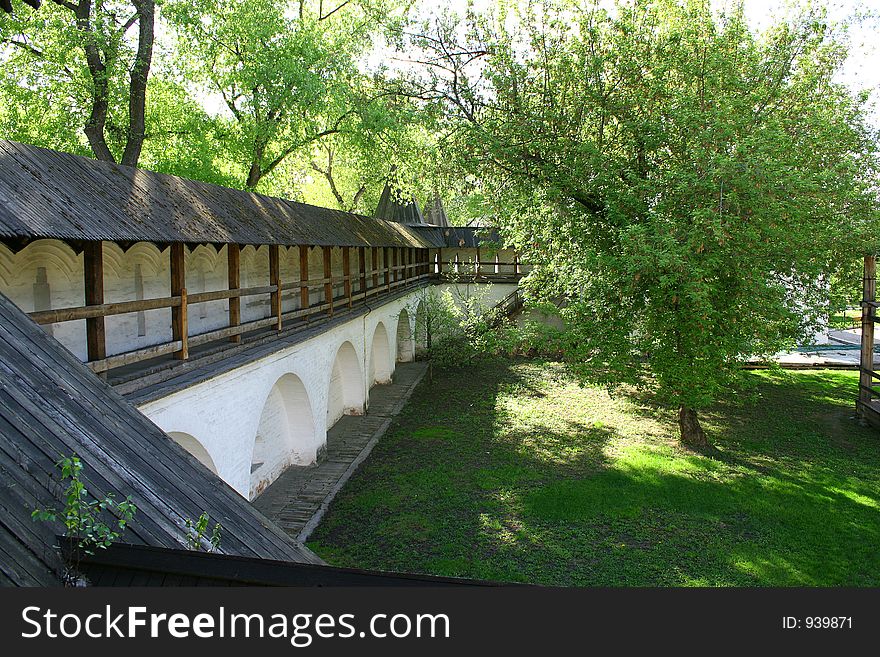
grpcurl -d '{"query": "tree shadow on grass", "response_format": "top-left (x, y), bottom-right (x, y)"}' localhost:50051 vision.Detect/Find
top-left (309, 359), bottom-right (880, 586)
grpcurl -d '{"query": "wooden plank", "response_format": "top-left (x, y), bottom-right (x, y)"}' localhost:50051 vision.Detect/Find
top-left (323, 246), bottom-right (333, 317)
top-left (0, 357), bottom-right (296, 560)
top-left (29, 296), bottom-right (181, 325)
top-left (0, 308), bottom-right (309, 561)
top-left (170, 243), bottom-right (187, 360)
top-left (188, 317), bottom-right (278, 347)
top-left (860, 254), bottom-right (877, 411)
top-left (269, 244), bottom-right (282, 331)
top-left (299, 245), bottom-right (310, 317)
top-left (358, 246), bottom-right (367, 293)
top-left (228, 244), bottom-right (241, 344)
top-left (343, 247), bottom-right (352, 308)
top-left (188, 285), bottom-right (279, 303)
top-left (84, 241), bottom-right (106, 362)
top-left (88, 341), bottom-right (183, 373)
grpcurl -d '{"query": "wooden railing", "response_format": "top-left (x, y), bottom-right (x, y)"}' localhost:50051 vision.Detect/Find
top-left (28, 243), bottom-right (434, 375)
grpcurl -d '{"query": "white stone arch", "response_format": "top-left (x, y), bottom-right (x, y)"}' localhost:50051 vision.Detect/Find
top-left (368, 321), bottom-right (393, 387)
top-left (101, 242), bottom-right (127, 282)
top-left (249, 372), bottom-right (316, 499)
top-left (414, 299), bottom-right (428, 357)
top-left (395, 308), bottom-right (414, 363)
top-left (10, 239), bottom-right (81, 283)
top-left (167, 431), bottom-right (218, 475)
top-left (327, 340), bottom-right (365, 428)
top-left (125, 242), bottom-right (167, 278)
top-left (189, 244), bottom-right (221, 277)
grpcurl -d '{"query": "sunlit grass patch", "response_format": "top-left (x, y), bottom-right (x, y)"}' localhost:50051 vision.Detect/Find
top-left (308, 361), bottom-right (880, 586)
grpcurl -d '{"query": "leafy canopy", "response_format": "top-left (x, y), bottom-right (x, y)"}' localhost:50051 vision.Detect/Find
top-left (409, 0), bottom-right (880, 442)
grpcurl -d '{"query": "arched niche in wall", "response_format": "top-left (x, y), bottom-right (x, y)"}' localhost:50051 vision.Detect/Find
top-left (250, 373), bottom-right (316, 500)
top-left (327, 340), bottom-right (365, 429)
top-left (368, 321), bottom-right (392, 387)
top-left (396, 308), bottom-right (414, 363)
top-left (167, 431), bottom-right (218, 475)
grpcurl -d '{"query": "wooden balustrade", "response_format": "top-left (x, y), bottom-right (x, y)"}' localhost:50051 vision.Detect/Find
top-left (29, 242), bottom-right (442, 377)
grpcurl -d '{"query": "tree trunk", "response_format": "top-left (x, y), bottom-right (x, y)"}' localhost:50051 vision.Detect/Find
top-left (120, 0), bottom-right (155, 167)
top-left (678, 405), bottom-right (709, 449)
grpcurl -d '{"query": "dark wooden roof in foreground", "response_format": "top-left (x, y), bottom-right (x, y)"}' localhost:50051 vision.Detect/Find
top-left (0, 140), bottom-right (443, 250)
top-left (0, 291), bottom-right (320, 586)
top-left (63, 540), bottom-right (501, 587)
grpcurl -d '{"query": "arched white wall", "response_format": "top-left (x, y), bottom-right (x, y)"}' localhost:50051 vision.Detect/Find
top-left (138, 289), bottom-right (436, 498)
top-left (327, 340), bottom-right (365, 428)
top-left (168, 431), bottom-right (218, 474)
top-left (250, 373), bottom-right (315, 499)
top-left (368, 321), bottom-right (392, 387)
top-left (396, 309), bottom-right (414, 363)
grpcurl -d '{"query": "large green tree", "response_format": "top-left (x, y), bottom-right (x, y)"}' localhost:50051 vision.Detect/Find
top-left (165, 0), bottom-right (413, 193)
top-left (0, 0), bottom-right (154, 165)
top-left (407, 0), bottom-right (880, 446)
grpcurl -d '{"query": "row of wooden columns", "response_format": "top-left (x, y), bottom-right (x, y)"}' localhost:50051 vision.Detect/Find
top-left (81, 241), bottom-right (432, 365)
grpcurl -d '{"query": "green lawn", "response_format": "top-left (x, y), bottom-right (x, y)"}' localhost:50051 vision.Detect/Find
top-left (308, 360), bottom-right (880, 586)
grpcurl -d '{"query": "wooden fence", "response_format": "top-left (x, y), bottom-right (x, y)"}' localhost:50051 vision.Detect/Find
top-left (28, 243), bottom-right (433, 375)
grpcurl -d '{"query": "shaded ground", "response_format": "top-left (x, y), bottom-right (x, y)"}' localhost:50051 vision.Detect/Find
top-left (307, 360), bottom-right (880, 586)
top-left (252, 362), bottom-right (428, 542)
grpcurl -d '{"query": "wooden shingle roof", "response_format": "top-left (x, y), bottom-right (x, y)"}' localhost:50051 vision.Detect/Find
top-left (0, 140), bottom-right (446, 250)
top-left (0, 291), bottom-right (320, 586)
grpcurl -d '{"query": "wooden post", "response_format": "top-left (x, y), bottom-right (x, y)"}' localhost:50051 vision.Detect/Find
top-left (170, 243), bottom-right (188, 360)
top-left (438, 248), bottom-right (443, 275)
top-left (475, 247), bottom-right (481, 277)
top-left (393, 248), bottom-right (399, 283)
top-left (299, 245), bottom-right (310, 319)
top-left (372, 247), bottom-right (379, 289)
top-left (860, 254), bottom-right (876, 410)
top-left (513, 253), bottom-right (520, 276)
top-left (385, 247), bottom-right (391, 290)
top-left (359, 246), bottom-right (367, 293)
top-left (83, 241), bottom-right (106, 362)
top-left (228, 244), bottom-right (241, 343)
top-left (323, 246), bottom-right (333, 316)
top-left (269, 244), bottom-right (282, 331)
top-left (343, 247), bottom-right (352, 308)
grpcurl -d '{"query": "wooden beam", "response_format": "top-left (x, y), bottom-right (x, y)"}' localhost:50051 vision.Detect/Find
top-left (299, 245), bottom-right (310, 319)
top-left (343, 247), bottom-right (352, 308)
top-left (170, 243), bottom-right (188, 360)
top-left (83, 241), bottom-right (106, 362)
top-left (269, 244), bottom-right (282, 330)
top-left (393, 247), bottom-right (399, 283)
top-left (385, 247), bottom-right (391, 290)
top-left (358, 246), bottom-right (367, 293)
top-left (372, 247), bottom-right (379, 289)
top-left (323, 246), bottom-right (333, 316)
top-left (860, 254), bottom-right (876, 410)
top-left (228, 244), bottom-right (241, 343)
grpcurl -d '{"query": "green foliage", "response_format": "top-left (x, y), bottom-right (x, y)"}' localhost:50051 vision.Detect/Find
top-left (184, 512), bottom-right (222, 552)
top-left (163, 0), bottom-right (420, 197)
top-left (32, 455), bottom-right (137, 555)
top-left (409, 0), bottom-right (880, 441)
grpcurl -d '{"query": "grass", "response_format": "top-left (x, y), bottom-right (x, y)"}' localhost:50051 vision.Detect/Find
top-left (307, 359), bottom-right (880, 586)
